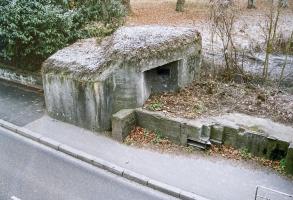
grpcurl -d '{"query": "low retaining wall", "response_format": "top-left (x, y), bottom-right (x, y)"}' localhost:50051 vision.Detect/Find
top-left (112, 108), bottom-right (293, 175)
top-left (0, 64), bottom-right (42, 90)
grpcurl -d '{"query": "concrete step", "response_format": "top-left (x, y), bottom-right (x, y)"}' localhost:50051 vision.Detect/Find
top-left (210, 139), bottom-right (222, 145)
top-left (187, 138), bottom-right (211, 150)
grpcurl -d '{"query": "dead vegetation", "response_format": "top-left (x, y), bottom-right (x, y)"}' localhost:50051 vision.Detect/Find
top-left (126, 0), bottom-right (293, 26)
top-left (124, 126), bottom-right (194, 154)
top-left (125, 126), bottom-right (290, 176)
top-left (208, 145), bottom-right (288, 175)
top-left (144, 81), bottom-right (293, 125)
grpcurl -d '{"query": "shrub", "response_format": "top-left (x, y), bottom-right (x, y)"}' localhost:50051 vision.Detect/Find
top-left (0, 0), bottom-right (125, 71)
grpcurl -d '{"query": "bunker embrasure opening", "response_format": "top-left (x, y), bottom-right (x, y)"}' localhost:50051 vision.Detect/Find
top-left (144, 60), bottom-right (181, 94)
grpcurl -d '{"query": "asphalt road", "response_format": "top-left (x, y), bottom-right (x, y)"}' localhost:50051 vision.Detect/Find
top-left (0, 127), bottom-right (176, 200)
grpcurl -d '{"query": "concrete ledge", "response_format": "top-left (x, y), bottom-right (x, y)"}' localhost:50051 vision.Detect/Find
top-left (101, 161), bottom-right (124, 176)
top-left (123, 169), bottom-right (149, 185)
top-left (112, 109), bottom-right (136, 142)
top-left (59, 144), bottom-right (82, 158)
top-left (135, 108), bottom-right (183, 144)
top-left (0, 119), bottom-right (18, 132)
top-left (0, 64), bottom-right (43, 90)
top-left (180, 191), bottom-right (210, 200)
top-left (39, 137), bottom-right (61, 150)
top-left (16, 127), bottom-right (42, 142)
top-left (285, 143), bottom-right (293, 174)
top-left (148, 179), bottom-right (181, 198)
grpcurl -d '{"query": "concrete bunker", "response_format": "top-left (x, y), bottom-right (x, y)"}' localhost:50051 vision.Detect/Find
top-left (42, 26), bottom-right (202, 132)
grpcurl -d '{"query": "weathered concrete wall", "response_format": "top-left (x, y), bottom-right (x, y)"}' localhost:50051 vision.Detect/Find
top-left (136, 109), bottom-right (184, 144)
top-left (111, 108), bottom-right (293, 174)
top-left (0, 64), bottom-right (42, 90)
top-left (43, 74), bottom-right (113, 131)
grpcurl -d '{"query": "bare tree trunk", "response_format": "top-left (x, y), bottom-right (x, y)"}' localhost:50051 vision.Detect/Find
top-left (247, 0), bottom-right (256, 9)
top-left (279, 0), bottom-right (288, 8)
top-left (122, 0), bottom-right (132, 14)
top-left (176, 0), bottom-right (185, 12)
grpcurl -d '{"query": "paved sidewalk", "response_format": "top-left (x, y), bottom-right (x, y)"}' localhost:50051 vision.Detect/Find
top-left (25, 115), bottom-right (293, 200)
top-left (0, 81), bottom-right (44, 126)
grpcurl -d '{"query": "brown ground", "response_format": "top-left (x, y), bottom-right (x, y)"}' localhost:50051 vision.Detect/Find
top-left (125, 126), bottom-right (195, 154)
top-left (126, 0), bottom-right (293, 26)
top-left (144, 81), bottom-right (293, 125)
top-left (125, 126), bottom-right (288, 175)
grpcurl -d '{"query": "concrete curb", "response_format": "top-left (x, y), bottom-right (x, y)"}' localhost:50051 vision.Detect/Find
top-left (0, 119), bottom-right (209, 200)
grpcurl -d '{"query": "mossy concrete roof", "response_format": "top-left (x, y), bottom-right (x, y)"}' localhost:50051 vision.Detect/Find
top-left (42, 25), bottom-right (201, 76)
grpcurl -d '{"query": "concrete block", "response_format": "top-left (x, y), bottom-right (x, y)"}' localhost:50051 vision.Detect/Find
top-left (201, 125), bottom-right (211, 139)
top-left (76, 152), bottom-right (95, 164)
top-left (285, 143), bottom-right (293, 175)
top-left (147, 179), bottom-right (181, 198)
top-left (104, 162), bottom-right (124, 176)
top-left (39, 137), bottom-right (61, 150)
top-left (92, 157), bottom-right (106, 169)
top-left (16, 128), bottom-right (42, 142)
top-left (58, 144), bottom-right (82, 158)
top-left (223, 126), bottom-right (240, 146)
top-left (180, 191), bottom-right (210, 200)
top-left (0, 119), bottom-right (18, 132)
top-left (210, 125), bottom-right (224, 144)
top-left (181, 122), bottom-right (202, 141)
top-left (136, 109), bottom-right (182, 144)
top-left (180, 132), bottom-right (188, 146)
top-left (123, 169), bottom-right (149, 185)
top-left (112, 109), bottom-right (136, 142)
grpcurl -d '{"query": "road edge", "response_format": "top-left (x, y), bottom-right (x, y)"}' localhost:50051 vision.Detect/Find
top-left (0, 119), bottom-right (209, 200)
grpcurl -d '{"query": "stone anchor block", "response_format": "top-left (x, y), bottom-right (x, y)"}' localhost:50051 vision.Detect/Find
top-left (136, 109), bottom-right (182, 144)
top-left (285, 143), bottom-right (293, 175)
top-left (210, 125), bottom-right (224, 145)
top-left (222, 126), bottom-right (240, 147)
top-left (201, 125), bottom-right (211, 140)
top-left (242, 132), bottom-right (269, 157)
top-left (112, 109), bottom-right (136, 142)
top-left (181, 122), bottom-right (202, 141)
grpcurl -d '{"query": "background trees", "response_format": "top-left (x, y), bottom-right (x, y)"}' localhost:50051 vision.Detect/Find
top-left (176, 0), bottom-right (185, 12)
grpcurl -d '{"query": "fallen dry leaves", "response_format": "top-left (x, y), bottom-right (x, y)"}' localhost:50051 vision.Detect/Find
top-left (144, 81), bottom-right (293, 125)
top-left (208, 145), bottom-right (287, 174)
top-left (124, 126), bottom-right (194, 154)
top-left (125, 126), bottom-right (289, 176)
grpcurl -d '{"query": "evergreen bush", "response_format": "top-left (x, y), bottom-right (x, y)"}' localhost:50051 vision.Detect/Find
top-left (0, 0), bottom-right (125, 70)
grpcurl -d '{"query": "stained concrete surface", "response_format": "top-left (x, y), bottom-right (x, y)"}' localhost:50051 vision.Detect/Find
top-left (0, 81), bottom-right (44, 126)
top-left (198, 113), bottom-right (293, 143)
